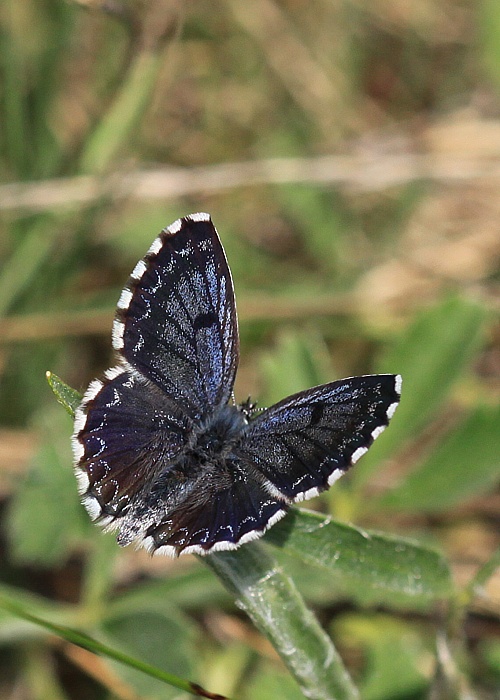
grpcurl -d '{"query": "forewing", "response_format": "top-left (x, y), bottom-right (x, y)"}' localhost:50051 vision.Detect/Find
top-left (112, 213), bottom-right (239, 419)
top-left (233, 374), bottom-right (401, 501)
top-left (73, 365), bottom-right (193, 527)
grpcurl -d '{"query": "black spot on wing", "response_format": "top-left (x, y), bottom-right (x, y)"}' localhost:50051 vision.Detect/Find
top-left (310, 402), bottom-right (325, 426)
top-left (193, 312), bottom-right (218, 331)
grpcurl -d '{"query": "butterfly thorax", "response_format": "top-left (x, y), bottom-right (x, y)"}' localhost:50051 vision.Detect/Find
top-left (188, 404), bottom-right (248, 461)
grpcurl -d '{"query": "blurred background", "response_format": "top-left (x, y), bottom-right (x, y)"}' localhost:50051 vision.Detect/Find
top-left (0, 1), bottom-right (499, 698)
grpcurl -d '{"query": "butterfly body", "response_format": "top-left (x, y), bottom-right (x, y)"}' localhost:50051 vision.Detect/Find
top-left (192, 403), bottom-right (249, 457)
top-left (73, 213), bottom-right (401, 556)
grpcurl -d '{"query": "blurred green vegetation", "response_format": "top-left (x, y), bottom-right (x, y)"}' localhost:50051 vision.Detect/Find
top-left (0, 1), bottom-right (499, 699)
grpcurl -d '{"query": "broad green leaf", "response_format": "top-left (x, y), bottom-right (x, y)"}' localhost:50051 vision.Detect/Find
top-left (246, 665), bottom-right (306, 700)
top-left (265, 509), bottom-right (454, 610)
top-left (206, 543), bottom-right (359, 700)
top-left (377, 404), bottom-right (500, 512)
top-left (102, 608), bottom-right (195, 700)
top-left (354, 296), bottom-right (487, 483)
top-left (332, 614), bottom-right (431, 700)
top-left (7, 408), bottom-right (88, 565)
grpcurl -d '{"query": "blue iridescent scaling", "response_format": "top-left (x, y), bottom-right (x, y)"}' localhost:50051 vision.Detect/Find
top-left (72, 213), bottom-right (402, 556)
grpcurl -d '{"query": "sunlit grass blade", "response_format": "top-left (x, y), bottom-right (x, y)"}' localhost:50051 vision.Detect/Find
top-left (0, 220), bottom-right (57, 317)
top-left (0, 594), bottom-right (228, 700)
top-left (79, 49), bottom-right (167, 175)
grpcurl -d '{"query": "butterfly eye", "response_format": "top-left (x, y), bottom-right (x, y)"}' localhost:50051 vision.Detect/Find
top-left (239, 397), bottom-right (259, 417)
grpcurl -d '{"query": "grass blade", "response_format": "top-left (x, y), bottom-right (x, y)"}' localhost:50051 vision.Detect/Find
top-left (0, 594), bottom-right (228, 700)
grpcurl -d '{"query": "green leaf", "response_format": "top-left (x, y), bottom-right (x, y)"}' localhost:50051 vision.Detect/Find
top-left (246, 665), bottom-right (306, 700)
top-left (276, 184), bottom-right (351, 276)
top-left (260, 328), bottom-right (332, 406)
top-left (378, 404), bottom-right (500, 512)
top-left (354, 296), bottom-right (487, 483)
top-left (0, 219), bottom-right (59, 317)
top-left (206, 543), bottom-right (359, 700)
top-left (0, 585), bottom-right (65, 645)
top-left (102, 608), bottom-right (196, 700)
top-left (479, 0), bottom-right (500, 91)
top-left (332, 614), bottom-right (431, 700)
top-left (79, 49), bottom-right (165, 175)
top-left (107, 564), bottom-right (229, 614)
top-left (7, 408), bottom-right (88, 565)
top-left (478, 638), bottom-right (500, 682)
top-left (46, 371), bottom-right (82, 417)
top-left (265, 509), bottom-right (454, 610)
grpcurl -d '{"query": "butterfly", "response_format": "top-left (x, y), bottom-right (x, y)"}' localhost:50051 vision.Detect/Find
top-left (72, 213), bottom-right (401, 556)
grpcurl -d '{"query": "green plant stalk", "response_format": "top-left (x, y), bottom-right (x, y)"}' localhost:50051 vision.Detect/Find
top-left (0, 594), bottom-right (228, 700)
top-left (206, 544), bottom-right (359, 700)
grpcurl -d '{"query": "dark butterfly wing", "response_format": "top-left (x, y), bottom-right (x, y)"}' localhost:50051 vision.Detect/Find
top-left (113, 213), bottom-right (238, 420)
top-left (231, 374), bottom-right (402, 502)
top-left (134, 374), bottom-right (401, 555)
top-left (73, 366), bottom-right (193, 531)
top-left (74, 368), bottom-right (287, 554)
top-left (138, 459), bottom-right (287, 556)
top-left (73, 214), bottom-right (243, 552)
